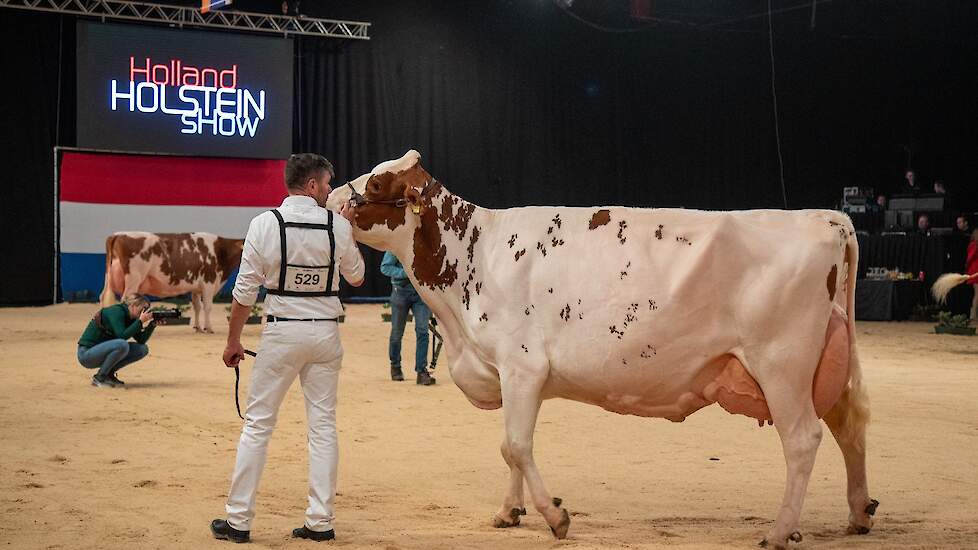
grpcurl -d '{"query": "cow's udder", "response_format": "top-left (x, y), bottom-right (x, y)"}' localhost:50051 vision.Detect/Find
top-left (702, 310), bottom-right (850, 423)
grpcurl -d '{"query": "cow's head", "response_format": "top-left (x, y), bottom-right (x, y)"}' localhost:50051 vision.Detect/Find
top-left (325, 150), bottom-right (433, 251)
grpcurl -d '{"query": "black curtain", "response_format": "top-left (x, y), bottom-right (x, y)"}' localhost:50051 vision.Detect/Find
top-left (4, 1), bottom-right (978, 302)
top-left (0, 12), bottom-right (74, 305)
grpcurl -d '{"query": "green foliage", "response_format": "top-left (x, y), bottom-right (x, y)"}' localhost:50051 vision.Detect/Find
top-left (936, 311), bottom-right (971, 329)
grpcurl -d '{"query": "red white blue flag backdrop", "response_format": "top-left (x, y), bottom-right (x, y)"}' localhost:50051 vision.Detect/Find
top-left (59, 151), bottom-right (286, 299)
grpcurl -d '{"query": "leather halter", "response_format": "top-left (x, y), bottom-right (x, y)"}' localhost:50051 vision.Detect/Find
top-left (346, 178), bottom-right (436, 214)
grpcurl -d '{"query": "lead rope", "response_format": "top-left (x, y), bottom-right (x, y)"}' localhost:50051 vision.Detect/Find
top-left (235, 349), bottom-right (258, 420)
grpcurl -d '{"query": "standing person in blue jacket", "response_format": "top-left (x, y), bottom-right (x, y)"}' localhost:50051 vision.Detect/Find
top-left (380, 251), bottom-right (435, 385)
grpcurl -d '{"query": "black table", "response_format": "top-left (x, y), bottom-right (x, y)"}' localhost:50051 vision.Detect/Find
top-left (854, 279), bottom-right (924, 321)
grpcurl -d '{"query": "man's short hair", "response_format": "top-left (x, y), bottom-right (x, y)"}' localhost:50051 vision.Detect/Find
top-left (285, 153), bottom-right (334, 190)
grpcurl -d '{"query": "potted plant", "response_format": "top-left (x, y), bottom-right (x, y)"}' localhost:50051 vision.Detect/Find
top-left (227, 304), bottom-right (264, 325)
top-left (151, 304), bottom-right (191, 325)
top-left (381, 302), bottom-right (413, 323)
top-left (934, 311), bottom-right (976, 336)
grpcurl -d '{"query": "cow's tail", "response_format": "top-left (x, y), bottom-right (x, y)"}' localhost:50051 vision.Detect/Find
top-left (931, 273), bottom-right (972, 304)
top-left (99, 235), bottom-right (118, 307)
top-left (826, 227), bottom-right (870, 447)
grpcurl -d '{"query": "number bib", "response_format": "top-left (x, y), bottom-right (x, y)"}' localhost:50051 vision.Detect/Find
top-left (284, 265), bottom-right (329, 293)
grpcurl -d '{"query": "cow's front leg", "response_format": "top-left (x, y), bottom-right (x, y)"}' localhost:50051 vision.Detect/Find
top-left (492, 438), bottom-right (526, 528)
top-left (500, 373), bottom-right (570, 539)
top-left (191, 292), bottom-right (203, 332)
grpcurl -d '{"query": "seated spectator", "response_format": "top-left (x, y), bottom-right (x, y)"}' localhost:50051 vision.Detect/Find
top-left (957, 215), bottom-right (972, 235)
top-left (933, 180), bottom-right (947, 195)
top-left (916, 213), bottom-right (931, 236)
top-left (902, 169), bottom-right (922, 194)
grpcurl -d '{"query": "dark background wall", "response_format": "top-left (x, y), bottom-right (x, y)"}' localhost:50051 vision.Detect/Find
top-left (2, 1), bottom-right (977, 304)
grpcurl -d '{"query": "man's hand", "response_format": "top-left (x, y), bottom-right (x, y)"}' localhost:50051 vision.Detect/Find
top-left (224, 340), bottom-right (245, 368)
top-left (339, 200), bottom-right (356, 221)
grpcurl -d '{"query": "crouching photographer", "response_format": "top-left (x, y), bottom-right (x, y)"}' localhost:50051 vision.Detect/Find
top-left (77, 294), bottom-right (169, 388)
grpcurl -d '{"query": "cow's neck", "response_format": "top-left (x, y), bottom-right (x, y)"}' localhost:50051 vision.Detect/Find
top-left (392, 184), bottom-right (491, 345)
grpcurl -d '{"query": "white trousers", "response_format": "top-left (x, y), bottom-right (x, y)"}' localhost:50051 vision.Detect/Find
top-left (225, 320), bottom-right (343, 532)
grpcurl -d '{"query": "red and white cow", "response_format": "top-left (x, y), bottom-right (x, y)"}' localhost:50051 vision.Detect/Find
top-left (326, 151), bottom-right (876, 548)
top-left (99, 232), bottom-right (244, 333)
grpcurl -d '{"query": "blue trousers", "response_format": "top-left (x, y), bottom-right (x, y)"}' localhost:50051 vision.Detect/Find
top-left (77, 340), bottom-right (149, 378)
top-left (388, 285), bottom-right (431, 373)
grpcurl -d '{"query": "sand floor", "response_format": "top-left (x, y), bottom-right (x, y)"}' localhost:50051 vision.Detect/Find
top-left (1, 303), bottom-right (977, 549)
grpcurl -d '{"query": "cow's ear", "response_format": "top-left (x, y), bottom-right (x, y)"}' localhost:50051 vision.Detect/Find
top-left (403, 184), bottom-right (422, 214)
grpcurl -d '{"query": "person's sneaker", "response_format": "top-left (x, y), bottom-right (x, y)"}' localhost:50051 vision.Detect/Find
top-left (210, 519), bottom-right (250, 543)
top-left (108, 373), bottom-right (125, 386)
top-left (416, 370), bottom-right (436, 386)
top-left (91, 375), bottom-right (117, 388)
top-left (292, 526), bottom-right (335, 541)
top-left (390, 366), bottom-right (404, 381)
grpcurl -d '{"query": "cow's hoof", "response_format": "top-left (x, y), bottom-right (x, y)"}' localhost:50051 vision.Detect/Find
top-left (492, 507), bottom-right (524, 528)
top-left (204, 328), bottom-right (215, 334)
top-left (548, 508), bottom-right (570, 539)
top-left (847, 524), bottom-right (871, 535)
top-left (865, 499), bottom-right (880, 516)
top-left (552, 497), bottom-right (562, 508)
top-left (757, 540), bottom-right (787, 550)
top-left (789, 531), bottom-right (802, 542)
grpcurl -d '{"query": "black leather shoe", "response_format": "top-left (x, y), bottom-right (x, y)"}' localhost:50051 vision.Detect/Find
top-left (91, 375), bottom-right (118, 388)
top-left (391, 367), bottom-right (404, 381)
top-left (292, 526), bottom-right (335, 541)
top-left (211, 519), bottom-right (250, 543)
top-left (108, 373), bottom-right (125, 386)
top-left (416, 371), bottom-right (436, 385)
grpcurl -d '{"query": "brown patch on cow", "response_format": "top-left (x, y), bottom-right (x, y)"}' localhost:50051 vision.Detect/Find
top-left (827, 264), bottom-right (838, 301)
top-left (467, 226), bottom-right (481, 263)
top-left (216, 238), bottom-right (245, 279)
top-left (655, 225), bottom-right (664, 240)
top-left (412, 192), bottom-right (458, 291)
top-left (110, 235), bottom-right (148, 275)
top-left (559, 304), bottom-right (571, 322)
top-left (617, 220), bottom-right (628, 244)
top-left (141, 234), bottom-right (224, 286)
top-left (439, 194), bottom-right (476, 240)
top-left (589, 210), bottom-right (611, 230)
top-left (354, 172), bottom-right (407, 231)
top-left (462, 279), bottom-right (472, 310)
top-left (514, 249), bottom-right (526, 261)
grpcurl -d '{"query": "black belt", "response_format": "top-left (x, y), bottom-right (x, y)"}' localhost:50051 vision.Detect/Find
top-left (265, 315), bottom-right (338, 322)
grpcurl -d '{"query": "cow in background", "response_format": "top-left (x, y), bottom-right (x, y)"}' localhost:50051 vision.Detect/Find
top-left (99, 232), bottom-right (244, 333)
top-left (325, 151), bottom-right (877, 548)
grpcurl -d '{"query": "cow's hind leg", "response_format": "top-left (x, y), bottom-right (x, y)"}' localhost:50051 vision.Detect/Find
top-left (500, 373), bottom-right (569, 539)
top-left (761, 391), bottom-right (823, 550)
top-left (191, 292), bottom-right (203, 332)
top-left (822, 351), bottom-right (877, 535)
top-left (201, 288), bottom-right (216, 333)
top-left (492, 438), bottom-right (526, 528)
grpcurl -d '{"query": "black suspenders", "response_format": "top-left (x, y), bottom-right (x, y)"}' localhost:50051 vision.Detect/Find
top-left (265, 208), bottom-right (337, 298)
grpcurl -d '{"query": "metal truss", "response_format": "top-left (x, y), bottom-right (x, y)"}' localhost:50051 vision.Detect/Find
top-left (0, 0), bottom-right (371, 40)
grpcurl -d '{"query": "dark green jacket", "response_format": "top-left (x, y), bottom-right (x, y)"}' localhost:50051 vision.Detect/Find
top-left (78, 304), bottom-right (155, 348)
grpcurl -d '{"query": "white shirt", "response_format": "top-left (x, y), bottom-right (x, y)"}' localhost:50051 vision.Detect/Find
top-left (233, 195), bottom-right (365, 319)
